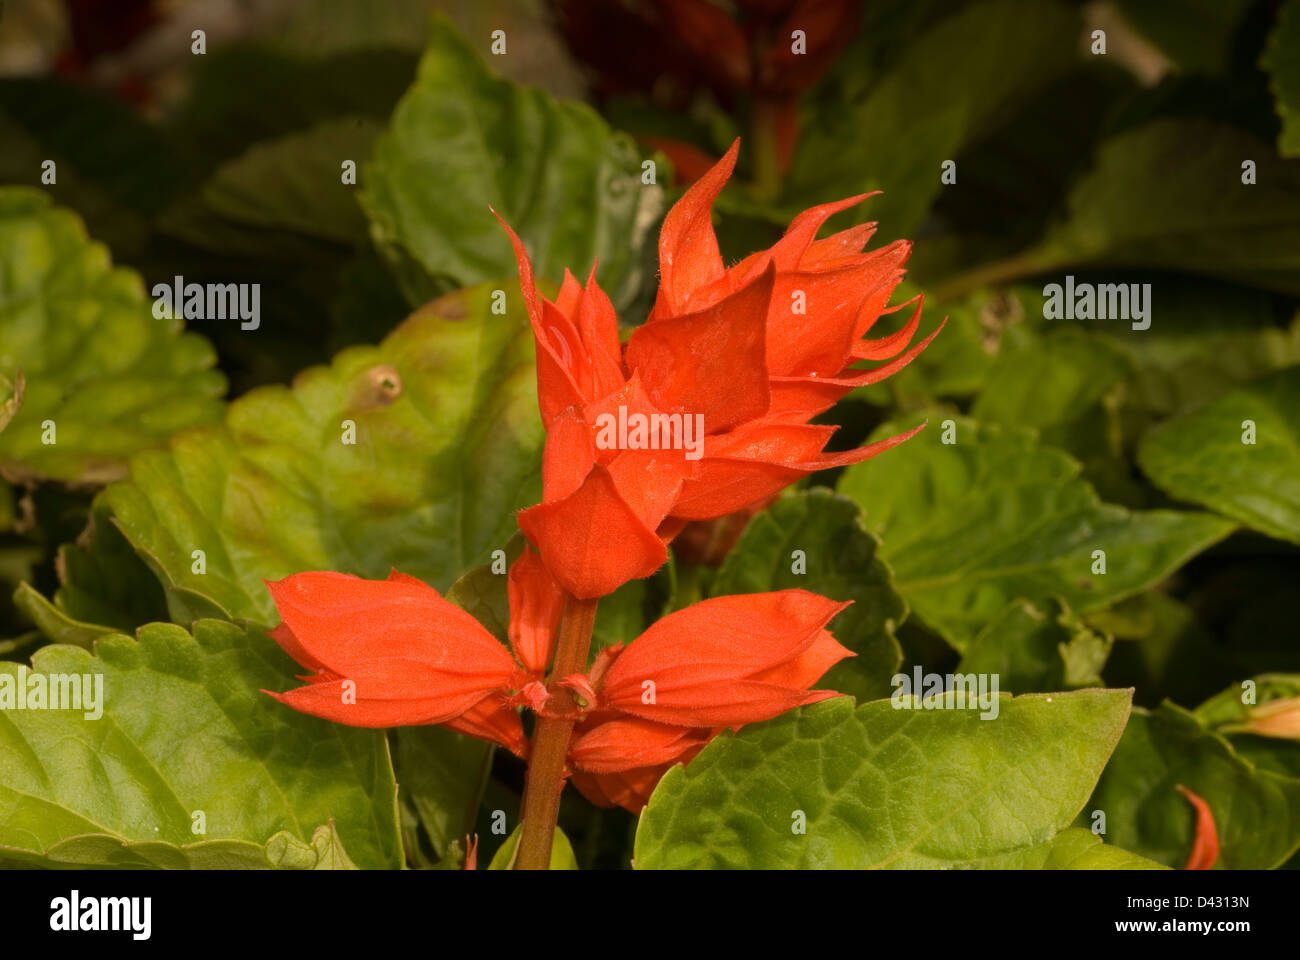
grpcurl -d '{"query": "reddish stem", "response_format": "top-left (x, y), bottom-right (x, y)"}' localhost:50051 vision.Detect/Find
top-left (515, 594), bottom-right (599, 870)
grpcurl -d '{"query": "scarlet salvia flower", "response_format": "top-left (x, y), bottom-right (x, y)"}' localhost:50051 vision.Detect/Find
top-left (502, 140), bottom-right (941, 598)
top-left (265, 566), bottom-right (852, 814)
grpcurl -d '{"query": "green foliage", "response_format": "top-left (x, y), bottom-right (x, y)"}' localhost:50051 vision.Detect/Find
top-left (0, 621), bottom-right (401, 868)
top-left (361, 15), bottom-right (662, 307)
top-left (635, 692), bottom-right (1156, 868)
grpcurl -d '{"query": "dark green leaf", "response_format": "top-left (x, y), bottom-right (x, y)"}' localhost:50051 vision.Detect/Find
top-left (838, 414), bottom-right (1235, 649)
top-left (958, 597), bottom-right (1112, 693)
top-left (1138, 367), bottom-right (1300, 544)
top-left (712, 489), bottom-right (906, 700)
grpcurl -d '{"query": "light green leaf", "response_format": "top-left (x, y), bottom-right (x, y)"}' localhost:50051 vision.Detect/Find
top-left (0, 620), bottom-right (401, 868)
top-left (1194, 673), bottom-right (1300, 732)
top-left (265, 820), bottom-right (359, 870)
top-left (1138, 367), bottom-right (1300, 544)
top-left (1264, 0), bottom-right (1300, 157)
top-left (361, 15), bottom-right (662, 308)
top-left (635, 690), bottom-right (1133, 869)
top-left (488, 823), bottom-right (577, 870)
top-left (1024, 120), bottom-right (1300, 294)
top-left (1084, 703), bottom-right (1300, 868)
top-left (838, 414), bottom-right (1235, 649)
top-left (104, 282), bottom-right (544, 625)
top-left (0, 189), bottom-right (226, 484)
top-left (787, 0), bottom-right (1078, 239)
top-left (711, 489), bottom-right (906, 700)
top-left (958, 597), bottom-right (1112, 693)
top-left (970, 827), bottom-right (1165, 869)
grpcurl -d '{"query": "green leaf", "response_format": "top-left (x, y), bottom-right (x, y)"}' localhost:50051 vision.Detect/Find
top-left (1194, 673), bottom-right (1300, 732)
top-left (0, 189), bottom-right (226, 484)
top-left (969, 827), bottom-right (1165, 869)
top-left (1023, 120), bottom-right (1300, 294)
top-left (958, 597), bottom-right (1113, 693)
top-left (711, 490), bottom-right (906, 700)
top-left (971, 327), bottom-right (1130, 431)
top-left (1114, 0), bottom-right (1256, 74)
top-left (160, 116), bottom-right (382, 259)
top-left (393, 727), bottom-right (491, 864)
top-left (1084, 703), bottom-right (1300, 868)
top-left (838, 414), bottom-right (1235, 649)
top-left (0, 620), bottom-right (401, 868)
top-left (265, 820), bottom-right (359, 870)
top-left (635, 690), bottom-right (1134, 869)
top-left (488, 823), bottom-right (578, 870)
top-left (104, 282), bottom-right (544, 625)
top-left (787, 0), bottom-right (1078, 239)
top-left (1264, 0), bottom-right (1300, 157)
top-left (361, 15), bottom-right (662, 308)
top-left (1138, 367), bottom-right (1300, 544)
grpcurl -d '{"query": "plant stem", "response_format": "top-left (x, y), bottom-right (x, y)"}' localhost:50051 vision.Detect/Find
top-left (515, 594), bottom-right (599, 870)
top-left (929, 251), bottom-right (1051, 303)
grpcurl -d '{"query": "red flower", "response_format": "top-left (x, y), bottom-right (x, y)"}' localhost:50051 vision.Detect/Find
top-left (265, 567), bottom-right (851, 813)
top-left (501, 141), bottom-right (941, 598)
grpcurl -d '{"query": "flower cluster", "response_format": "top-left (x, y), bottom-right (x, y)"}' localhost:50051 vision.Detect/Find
top-left (264, 142), bottom-right (939, 820)
top-left (265, 551), bottom-right (850, 812)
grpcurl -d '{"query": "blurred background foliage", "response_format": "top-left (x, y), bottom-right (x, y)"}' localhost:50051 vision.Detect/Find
top-left (0, 0), bottom-right (1298, 870)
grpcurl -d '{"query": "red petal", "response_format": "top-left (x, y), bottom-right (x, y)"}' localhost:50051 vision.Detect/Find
top-left (507, 546), bottom-right (565, 675)
top-left (626, 262), bottom-right (773, 433)
top-left (570, 763), bottom-right (675, 813)
top-left (1177, 785), bottom-right (1220, 870)
top-left (443, 693), bottom-right (528, 758)
top-left (601, 591), bottom-right (849, 725)
top-left (569, 717), bottom-right (708, 773)
top-left (652, 139), bottom-right (738, 319)
top-left (265, 571), bottom-right (515, 683)
top-left (542, 406), bottom-right (596, 501)
top-left (518, 465), bottom-right (667, 599)
top-left (576, 264), bottom-right (626, 399)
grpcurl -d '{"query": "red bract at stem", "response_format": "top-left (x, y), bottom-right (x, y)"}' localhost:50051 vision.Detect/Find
top-left (516, 594), bottom-right (599, 870)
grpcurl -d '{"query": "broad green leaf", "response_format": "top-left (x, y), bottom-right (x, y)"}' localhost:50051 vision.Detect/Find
top-left (635, 690), bottom-right (1133, 869)
top-left (265, 820), bottom-right (359, 870)
top-left (0, 189), bottom-right (226, 484)
top-left (1264, 0), bottom-right (1300, 157)
top-left (393, 727), bottom-right (492, 865)
top-left (711, 489), bottom-right (906, 700)
top-left (160, 116), bottom-right (382, 259)
top-left (787, 0), bottom-right (1077, 239)
top-left (1114, 0), bottom-right (1256, 74)
top-left (361, 15), bottom-right (662, 308)
top-left (488, 823), bottom-right (578, 870)
top-left (104, 282), bottom-right (544, 625)
top-left (970, 827), bottom-right (1165, 869)
top-left (1138, 368), bottom-right (1300, 544)
top-left (971, 327), bottom-right (1130, 431)
top-left (0, 620), bottom-right (401, 868)
top-left (1084, 703), bottom-right (1300, 868)
top-left (838, 414), bottom-right (1235, 649)
top-left (958, 597), bottom-right (1112, 693)
top-left (1022, 120), bottom-right (1300, 294)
